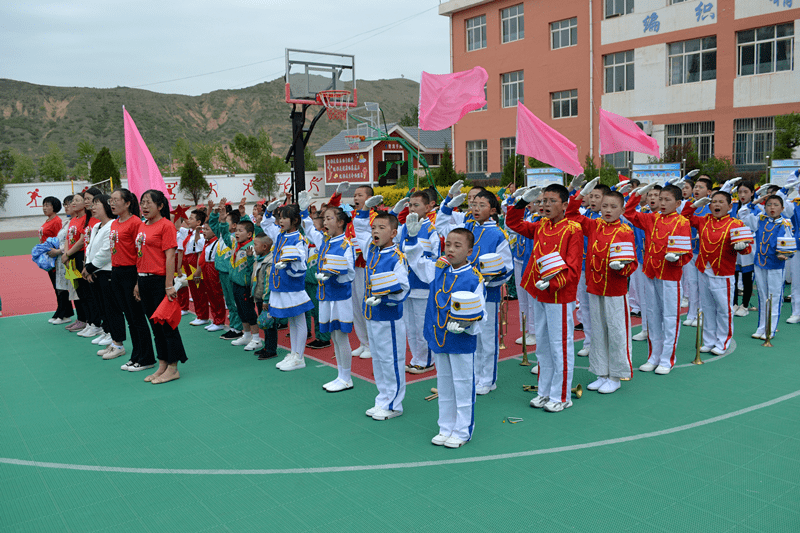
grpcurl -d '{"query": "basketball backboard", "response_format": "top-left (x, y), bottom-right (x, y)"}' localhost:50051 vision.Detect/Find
top-left (285, 49), bottom-right (356, 107)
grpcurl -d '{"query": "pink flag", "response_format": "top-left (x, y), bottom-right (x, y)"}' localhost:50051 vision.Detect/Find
top-left (418, 67), bottom-right (488, 131)
top-left (599, 108), bottom-right (660, 158)
top-left (123, 106), bottom-right (170, 206)
top-left (515, 103), bottom-right (583, 176)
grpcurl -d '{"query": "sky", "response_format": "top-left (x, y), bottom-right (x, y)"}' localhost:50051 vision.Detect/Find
top-left (1, 0), bottom-right (451, 96)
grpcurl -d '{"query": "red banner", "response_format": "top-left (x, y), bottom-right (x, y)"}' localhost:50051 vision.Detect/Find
top-left (325, 153), bottom-right (369, 183)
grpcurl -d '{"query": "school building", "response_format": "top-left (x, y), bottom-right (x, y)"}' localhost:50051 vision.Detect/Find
top-left (438, 0), bottom-right (800, 179)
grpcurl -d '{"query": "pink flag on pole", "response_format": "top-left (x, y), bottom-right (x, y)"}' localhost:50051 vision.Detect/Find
top-left (123, 106), bottom-right (170, 206)
top-left (418, 66), bottom-right (488, 131)
top-left (515, 103), bottom-right (583, 176)
top-left (599, 108), bottom-right (660, 158)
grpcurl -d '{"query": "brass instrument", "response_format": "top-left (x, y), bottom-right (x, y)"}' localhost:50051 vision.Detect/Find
top-left (522, 384), bottom-right (582, 399)
top-left (499, 284), bottom-right (509, 349)
top-left (519, 312), bottom-right (531, 366)
top-left (425, 388), bottom-right (438, 401)
top-left (692, 310), bottom-right (704, 365)
top-left (762, 293), bottom-right (774, 347)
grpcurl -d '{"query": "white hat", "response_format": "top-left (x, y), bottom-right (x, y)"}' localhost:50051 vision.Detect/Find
top-left (608, 241), bottom-right (636, 263)
top-left (729, 226), bottom-right (754, 244)
top-left (777, 237), bottom-right (797, 254)
top-left (478, 253), bottom-right (504, 275)
top-left (666, 235), bottom-right (691, 255)
top-left (280, 245), bottom-right (300, 262)
top-left (370, 271), bottom-right (401, 295)
top-left (536, 251), bottom-right (567, 280)
top-left (449, 291), bottom-right (483, 322)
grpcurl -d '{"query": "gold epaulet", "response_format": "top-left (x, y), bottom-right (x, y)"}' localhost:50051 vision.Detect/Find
top-left (567, 219), bottom-right (582, 231)
top-left (784, 219), bottom-right (793, 228)
top-left (473, 267), bottom-right (484, 284)
top-left (499, 227), bottom-right (510, 240)
top-left (436, 258), bottom-right (450, 269)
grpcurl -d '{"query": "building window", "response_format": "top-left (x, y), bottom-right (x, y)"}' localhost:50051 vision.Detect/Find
top-left (467, 140), bottom-right (488, 173)
top-left (669, 37), bottom-right (717, 84)
top-left (551, 17), bottom-right (578, 49)
top-left (604, 51), bottom-right (634, 93)
top-left (734, 117), bottom-right (775, 166)
top-left (602, 152), bottom-right (631, 173)
top-left (501, 138), bottom-right (516, 167)
top-left (605, 0), bottom-right (633, 19)
top-left (466, 15), bottom-right (487, 52)
top-left (501, 71), bottom-right (524, 107)
top-left (737, 23), bottom-right (794, 76)
top-left (425, 153), bottom-right (441, 167)
top-left (666, 122), bottom-right (715, 161)
top-left (669, 0), bottom-right (688, 4)
top-left (501, 4), bottom-right (524, 44)
top-left (552, 90), bottom-right (578, 119)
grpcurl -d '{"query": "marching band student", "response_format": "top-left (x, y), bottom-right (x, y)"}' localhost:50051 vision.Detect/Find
top-left (737, 195), bottom-right (795, 339)
top-left (353, 197), bottom-right (410, 420)
top-left (682, 190), bottom-right (752, 355)
top-left (682, 176), bottom-right (713, 328)
top-left (776, 171), bottom-right (800, 324)
top-left (197, 223), bottom-right (227, 332)
top-left (506, 184), bottom-right (583, 412)
top-left (630, 186), bottom-right (661, 341)
top-left (300, 192), bottom-right (357, 391)
top-left (208, 201), bottom-right (245, 341)
top-left (177, 209), bottom-right (209, 327)
top-left (503, 195), bottom-right (536, 347)
top-left (728, 181), bottom-right (758, 317)
top-left (567, 184), bottom-right (637, 393)
top-left (261, 202), bottom-right (314, 370)
top-left (625, 183), bottom-right (692, 375)
top-left (405, 220), bottom-right (485, 448)
top-left (134, 189), bottom-right (188, 383)
top-left (437, 189), bottom-right (511, 396)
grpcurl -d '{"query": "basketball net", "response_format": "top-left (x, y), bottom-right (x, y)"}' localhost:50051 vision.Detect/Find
top-left (317, 90), bottom-right (352, 121)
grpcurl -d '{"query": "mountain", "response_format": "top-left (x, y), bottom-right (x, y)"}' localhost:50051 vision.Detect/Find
top-left (0, 77), bottom-right (420, 169)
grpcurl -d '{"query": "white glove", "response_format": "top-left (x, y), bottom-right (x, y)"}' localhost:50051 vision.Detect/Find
top-left (173, 275), bottom-right (188, 292)
top-left (447, 193), bottom-right (466, 208)
top-left (365, 296), bottom-right (382, 307)
top-left (298, 190), bottom-right (311, 212)
top-left (756, 185), bottom-right (772, 198)
top-left (315, 272), bottom-right (330, 282)
top-left (512, 186), bottom-right (528, 199)
top-left (535, 279), bottom-right (550, 291)
top-left (609, 261), bottom-right (625, 270)
top-left (786, 172), bottom-right (800, 189)
top-left (274, 261), bottom-right (288, 270)
top-left (521, 186), bottom-right (542, 203)
top-left (618, 182), bottom-right (633, 195)
top-left (634, 181), bottom-right (656, 196)
top-left (336, 181), bottom-right (350, 195)
top-left (665, 252), bottom-right (680, 262)
top-left (580, 177), bottom-right (600, 197)
top-left (692, 197), bottom-right (711, 209)
top-left (448, 180), bottom-right (464, 198)
top-left (266, 199), bottom-right (281, 213)
top-left (684, 169), bottom-right (700, 180)
top-left (733, 242), bottom-right (748, 251)
top-left (568, 173), bottom-right (585, 190)
top-left (391, 197), bottom-right (409, 215)
top-left (446, 321), bottom-right (466, 334)
top-left (737, 206), bottom-right (751, 220)
top-left (667, 176), bottom-right (683, 186)
top-left (720, 177), bottom-right (742, 194)
top-left (405, 213), bottom-right (422, 238)
top-left (364, 195), bottom-right (384, 209)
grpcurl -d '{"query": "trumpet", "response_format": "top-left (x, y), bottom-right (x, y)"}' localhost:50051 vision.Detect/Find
top-left (519, 312), bottom-right (531, 366)
top-left (523, 384), bottom-right (582, 399)
top-left (425, 388), bottom-right (438, 401)
top-left (499, 284), bottom-right (509, 349)
top-left (692, 310), bottom-right (704, 365)
top-left (762, 293), bottom-right (774, 347)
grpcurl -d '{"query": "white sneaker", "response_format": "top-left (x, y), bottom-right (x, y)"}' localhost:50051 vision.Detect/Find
top-left (515, 336), bottom-right (525, 345)
top-left (351, 345), bottom-right (366, 357)
top-left (75, 325), bottom-right (92, 336)
top-left (751, 332), bottom-right (766, 340)
top-left (682, 318), bottom-right (697, 327)
top-left (544, 399), bottom-right (572, 412)
top-left (99, 334), bottom-right (113, 346)
top-left (632, 330), bottom-right (648, 341)
top-left (639, 362), bottom-right (658, 372)
top-left (530, 395), bottom-right (549, 408)
top-left (206, 323), bottom-right (225, 332)
top-left (431, 433), bottom-right (450, 446)
top-left (48, 318), bottom-right (56, 324)
top-left (102, 346), bottom-right (126, 360)
top-left (475, 384), bottom-right (496, 396)
top-left (180, 310), bottom-right (190, 316)
top-left (700, 346), bottom-right (713, 353)
top-left (654, 365), bottom-right (671, 375)
top-left (365, 406), bottom-right (378, 417)
top-left (681, 297), bottom-right (689, 307)
top-left (324, 379), bottom-right (353, 392)
top-left (577, 347), bottom-right (590, 357)
top-left (786, 315), bottom-right (800, 324)
top-left (734, 307), bottom-right (749, 317)
top-left (244, 339), bottom-right (263, 351)
top-left (97, 345), bottom-right (112, 357)
top-left (51, 317), bottom-right (71, 325)
top-left (92, 332), bottom-right (109, 345)
top-left (711, 347), bottom-right (726, 356)
top-left (359, 349), bottom-right (372, 359)
top-left (443, 436), bottom-right (467, 448)
top-left (599, 379), bottom-right (621, 394)
top-left (530, 364), bottom-right (539, 374)
top-left (371, 408), bottom-right (402, 421)
top-left (127, 362), bottom-right (154, 372)
top-left (280, 353), bottom-right (306, 372)
top-left (232, 335), bottom-right (252, 346)
top-left (515, 334), bottom-right (535, 345)
top-left (276, 352), bottom-right (294, 369)
top-left (587, 377), bottom-right (607, 391)
top-left (190, 318), bottom-right (209, 326)
top-left (120, 359), bottom-right (133, 370)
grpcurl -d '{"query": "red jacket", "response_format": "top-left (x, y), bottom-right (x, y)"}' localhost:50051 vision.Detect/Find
top-left (681, 203), bottom-right (752, 277)
top-left (506, 204), bottom-right (583, 304)
top-left (625, 196), bottom-right (692, 281)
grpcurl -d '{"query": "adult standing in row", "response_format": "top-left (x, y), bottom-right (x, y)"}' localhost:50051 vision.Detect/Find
top-left (40, 196), bottom-right (73, 324)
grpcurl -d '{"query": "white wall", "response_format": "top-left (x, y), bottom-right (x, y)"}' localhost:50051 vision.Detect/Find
top-left (0, 181), bottom-right (90, 218)
top-left (735, 0), bottom-right (798, 19)
top-left (601, 1), bottom-right (717, 46)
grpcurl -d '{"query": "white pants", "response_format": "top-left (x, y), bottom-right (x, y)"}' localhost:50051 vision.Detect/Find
top-left (628, 266), bottom-right (641, 313)
top-left (332, 329), bottom-right (352, 382)
top-left (699, 272), bottom-right (734, 352)
top-left (754, 266), bottom-right (785, 337)
top-left (631, 264), bottom-right (648, 332)
top-left (434, 352), bottom-right (475, 442)
top-left (576, 271), bottom-right (592, 348)
top-left (533, 300), bottom-right (575, 403)
top-left (514, 261), bottom-right (535, 335)
top-left (644, 277), bottom-right (681, 368)
top-left (404, 297), bottom-right (432, 367)
top-left (288, 314), bottom-right (307, 357)
top-left (683, 255), bottom-right (700, 321)
top-left (366, 319), bottom-right (406, 412)
top-left (588, 293), bottom-right (632, 379)
top-left (475, 301), bottom-right (499, 389)
top-left (352, 267), bottom-right (369, 350)
top-left (791, 254), bottom-right (800, 317)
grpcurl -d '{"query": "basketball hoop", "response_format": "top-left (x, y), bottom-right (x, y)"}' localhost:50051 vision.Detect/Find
top-left (344, 134), bottom-right (366, 150)
top-left (317, 90), bottom-right (352, 120)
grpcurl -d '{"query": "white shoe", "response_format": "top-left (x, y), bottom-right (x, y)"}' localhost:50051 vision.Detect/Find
top-left (530, 395), bottom-right (549, 408)
top-left (431, 433), bottom-right (450, 446)
top-left (700, 346), bottom-right (713, 353)
top-left (244, 339), bottom-right (263, 351)
top-left (76, 325), bottom-right (92, 336)
top-left (515, 336), bottom-right (525, 345)
top-left (97, 345), bottom-right (112, 357)
top-left (92, 332), bottom-right (109, 345)
top-left (232, 335), bottom-right (252, 346)
top-left (280, 353), bottom-right (306, 372)
top-left (359, 349), bottom-right (372, 359)
top-left (530, 364), bottom-right (539, 374)
top-left (206, 323), bottom-right (225, 332)
top-left (475, 384), bottom-right (496, 396)
top-left (127, 362), bottom-right (154, 372)
top-left (544, 399), bottom-right (572, 412)
top-left (577, 347), bottom-right (590, 357)
top-left (120, 359), bottom-right (133, 370)
top-left (276, 352), bottom-right (294, 369)
top-left (587, 377), bottom-right (607, 391)
top-left (599, 379), bottom-right (621, 394)
top-left (654, 365), bottom-right (671, 375)
top-left (632, 330), bottom-right (648, 341)
top-left (365, 406), bottom-right (378, 417)
top-left (372, 408), bottom-right (402, 421)
top-left (711, 347), bottom-right (726, 356)
top-left (99, 334), bottom-right (113, 346)
top-left (786, 315), bottom-right (800, 324)
top-left (102, 346), bottom-right (126, 360)
top-left (639, 362), bottom-right (658, 372)
top-left (751, 332), bottom-right (766, 340)
top-left (681, 297), bottom-right (689, 307)
top-left (443, 436), bottom-right (467, 448)
top-left (51, 317), bottom-right (72, 325)
top-left (351, 345), bottom-right (366, 357)
top-left (180, 310), bottom-right (190, 316)
top-left (324, 379), bottom-right (353, 392)
top-left (85, 325), bottom-right (103, 338)
top-left (48, 318), bottom-right (56, 324)
top-left (682, 318), bottom-right (697, 327)
top-left (190, 318), bottom-right (209, 326)
top-left (734, 306), bottom-right (749, 317)
top-left (515, 334), bottom-right (535, 345)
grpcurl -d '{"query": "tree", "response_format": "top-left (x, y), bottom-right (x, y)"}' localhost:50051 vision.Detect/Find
top-left (216, 145), bottom-right (241, 174)
top-left (500, 154), bottom-right (525, 186)
top-left (0, 149), bottom-right (14, 177)
top-left (172, 138), bottom-right (192, 168)
top-left (772, 112), bottom-right (800, 160)
top-left (179, 153), bottom-right (210, 204)
top-left (304, 145), bottom-right (318, 171)
top-left (0, 177), bottom-right (7, 209)
top-left (399, 106), bottom-right (419, 127)
top-left (599, 160), bottom-right (621, 187)
top-left (653, 141), bottom-right (701, 174)
top-left (11, 151), bottom-right (36, 182)
top-left (111, 149), bottom-right (125, 171)
top-left (699, 156), bottom-right (737, 184)
top-left (229, 130), bottom-right (274, 172)
top-left (38, 143), bottom-right (68, 181)
top-left (194, 141), bottom-right (219, 173)
top-left (90, 147), bottom-right (120, 188)
top-left (583, 153), bottom-right (599, 181)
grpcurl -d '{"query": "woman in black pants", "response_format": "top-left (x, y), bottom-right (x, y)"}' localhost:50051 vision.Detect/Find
top-left (40, 196), bottom-right (73, 324)
top-left (62, 193), bottom-right (100, 334)
top-left (107, 189), bottom-right (155, 369)
top-left (83, 194), bottom-right (118, 351)
top-left (134, 189), bottom-right (187, 384)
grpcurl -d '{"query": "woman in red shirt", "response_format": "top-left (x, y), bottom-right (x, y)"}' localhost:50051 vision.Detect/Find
top-left (41, 196), bottom-right (72, 323)
top-left (106, 189), bottom-right (155, 368)
top-left (134, 189), bottom-right (187, 384)
top-left (62, 192), bottom-right (101, 334)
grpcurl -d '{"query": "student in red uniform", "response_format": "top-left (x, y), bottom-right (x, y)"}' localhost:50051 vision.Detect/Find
top-left (567, 183), bottom-right (637, 394)
top-left (41, 196), bottom-right (71, 323)
top-left (177, 209), bottom-right (210, 326)
top-left (625, 183), bottom-right (692, 375)
top-left (506, 184), bottom-right (583, 413)
top-left (134, 190), bottom-right (188, 384)
top-left (198, 222), bottom-right (227, 332)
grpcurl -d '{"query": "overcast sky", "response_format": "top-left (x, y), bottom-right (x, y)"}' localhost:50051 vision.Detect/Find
top-left (1, 0), bottom-right (451, 96)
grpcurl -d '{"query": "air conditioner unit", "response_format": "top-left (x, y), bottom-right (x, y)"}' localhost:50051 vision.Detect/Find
top-left (635, 120), bottom-right (653, 135)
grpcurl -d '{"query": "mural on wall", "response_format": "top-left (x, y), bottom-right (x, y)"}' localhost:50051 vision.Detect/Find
top-left (325, 153), bottom-right (370, 183)
top-left (26, 188), bottom-right (42, 208)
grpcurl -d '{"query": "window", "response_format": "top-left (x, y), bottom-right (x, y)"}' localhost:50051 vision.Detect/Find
top-left (669, 37), bottom-right (717, 84)
top-left (737, 23), bottom-right (794, 76)
top-left (734, 117), bottom-right (775, 166)
top-left (605, 0), bottom-right (633, 19)
top-left (467, 140), bottom-right (488, 173)
top-left (467, 15), bottom-right (487, 52)
top-left (604, 51), bottom-right (634, 93)
top-left (501, 138), bottom-right (516, 167)
top-left (552, 90), bottom-right (578, 119)
top-left (425, 153), bottom-right (441, 167)
top-left (551, 17), bottom-right (578, 49)
top-left (475, 84), bottom-right (488, 112)
top-left (666, 122), bottom-right (715, 161)
top-left (501, 4), bottom-right (524, 43)
top-left (602, 152), bottom-right (631, 173)
top-left (502, 71), bottom-right (524, 107)
top-left (669, 0), bottom-right (688, 4)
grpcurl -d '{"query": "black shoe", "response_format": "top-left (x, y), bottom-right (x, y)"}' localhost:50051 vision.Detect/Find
top-left (630, 311), bottom-right (641, 317)
top-left (306, 339), bottom-right (331, 349)
top-left (276, 322), bottom-right (288, 331)
top-left (784, 295), bottom-right (792, 303)
top-left (574, 322), bottom-right (584, 331)
top-left (220, 330), bottom-right (243, 340)
top-left (258, 351), bottom-right (277, 360)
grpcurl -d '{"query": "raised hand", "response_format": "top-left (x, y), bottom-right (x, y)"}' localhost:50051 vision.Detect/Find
top-left (720, 177), bottom-right (742, 194)
top-left (447, 193), bottom-right (466, 208)
top-left (448, 180), bottom-right (464, 198)
top-left (568, 173), bottom-right (585, 191)
top-left (364, 195), bottom-right (383, 209)
top-left (633, 181), bottom-right (656, 197)
top-left (522, 187), bottom-right (542, 203)
top-left (391, 197), bottom-right (409, 215)
top-left (580, 177), bottom-right (600, 198)
top-left (266, 199), bottom-right (281, 213)
top-left (298, 190), bottom-right (311, 212)
top-left (336, 181), bottom-right (350, 195)
top-left (692, 197), bottom-right (711, 209)
top-left (405, 213), bottom-right (422, 238)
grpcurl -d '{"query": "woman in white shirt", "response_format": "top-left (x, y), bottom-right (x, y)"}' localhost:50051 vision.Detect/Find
top-left (82, 194), bottom-right (119, 351)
